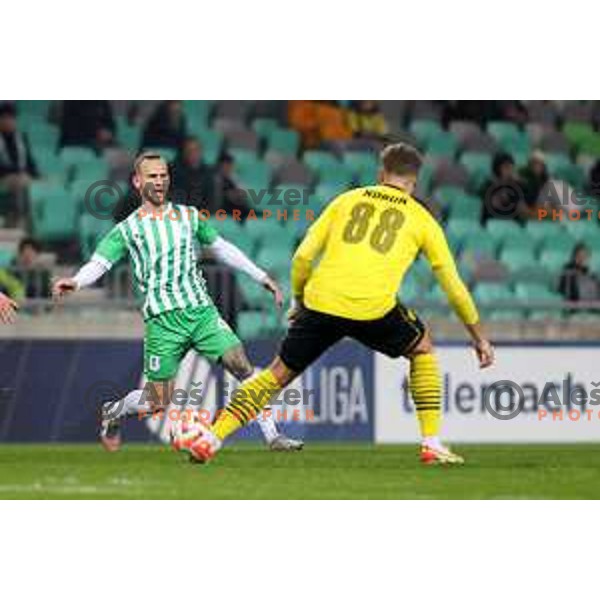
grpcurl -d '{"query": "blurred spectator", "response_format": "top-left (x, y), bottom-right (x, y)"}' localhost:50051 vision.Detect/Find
top-left (288, 101), bottom-right (320, 149)
top-left (316, 101), bottom-right (353, 145)
top-left (0, 102), bottom-right (38, 224)
top-left (10, 238), bottom-right (51, 299)
top-left (213, 152), bottom-right (251, 217)
top-left (479, 152), bottom-right (522, 223)
top-left (587, 159), bottom-right (600, 199)
top-left (59, 101), bottom-right (115, 150)
top-left (348, 101), bottom-right (388, 138)
top-left (559, 243), bottom-right (600, 304)
top-left (519, 150), bottom-right (549, 216)
top-left (170, 137), bottom-right (214, 209)
top-left (142, 101), bottom-right (186, 149)
top-left (442, 101), bottom-right (527, 127)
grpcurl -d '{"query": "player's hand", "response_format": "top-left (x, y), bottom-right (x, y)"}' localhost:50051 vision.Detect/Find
top-left (0, 293), bottom-right (18, 324)
top-left (262, 275), bottom-right (283, 308)
top-left (52, 277), bottom-right (78, 300)
top-left (474, 339), bottom-right (495, 369)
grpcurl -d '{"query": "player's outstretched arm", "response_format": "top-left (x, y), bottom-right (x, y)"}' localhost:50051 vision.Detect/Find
top-left (206, 236), bottom-right (283, 307)
top-left (422, 220), bottom-right (495, 369)
top-left (52, 260), bottom-right (110, 300)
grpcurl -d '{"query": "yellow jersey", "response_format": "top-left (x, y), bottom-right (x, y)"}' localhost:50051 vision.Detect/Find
top-left (291, 183), bottom-right (479, 324)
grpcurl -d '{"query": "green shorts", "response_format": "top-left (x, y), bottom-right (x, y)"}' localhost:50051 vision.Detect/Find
top-left (144, 305), bottom-right (241, 381)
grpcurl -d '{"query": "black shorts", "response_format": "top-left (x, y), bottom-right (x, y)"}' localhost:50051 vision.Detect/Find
top-left (279, 303), bottom-right (426, 373)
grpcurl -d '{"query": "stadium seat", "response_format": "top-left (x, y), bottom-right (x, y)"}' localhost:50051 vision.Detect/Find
top-left (252, 118), bottom-right (279, 139)
top-left (426, 131), bottom-right (459, 158)
top-left (342, 152), bottom-right (378, 186)
top-left (444, 194), bottom-right (481, 221)
top-left (474, 282), bottom-right (515, 304)
top-left (0, 248), bottom-right (15, 269)
top-left (524, 220), bottom-right (565, 242)
top-left (236, 159), bottom-right (272, 191)
top-left (538, 234), bottom-right (577, 256)
top-left (139, 146), bottom-right (176, 162)
top-left (303, 151), bottom-right (353, 187)
top-left (30, 182), bottom-right (77, 242)
top-left (459, 152), bottom-right (492, 191)
top-left (487, 121), bottom-right (530, 156)
top-left (79, 213), bottom-right (113, 259)
top-left (499, 247), bottom-right (537, 272)
top-left (489, 309), bottom-right (527, 321)
top-left (485, 220), bottom-right (523, 242)
top-left (237, 310), bottom-right (278, 340)
top-left (540, 131), bottom-right (571, 154)
top-left (563, 122), bottom-right (595, 152)
top-left (197, 130), bottom-right (224, 164)
top-left (115, 116), bottom-right (141, 151)
top-left (460, 231), bottom-right (498, 258)
top-left (182, 100), bottom-right (211, 130)
top-left (514, 282), bottom-right (562, 301)
top-left (255, 245), bottom-right (293, 278)
top-left (578, 133), bottom-right (600, 157)
top-left (267, 128), bottom-right (300, 156)
top-left (445, 219), bottom-right (484, 240)
top-left (408, 120), bottom-right (442, 147)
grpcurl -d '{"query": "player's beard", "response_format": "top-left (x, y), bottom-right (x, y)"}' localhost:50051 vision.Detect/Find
top-left (142, 182), bottom-right (168, 207)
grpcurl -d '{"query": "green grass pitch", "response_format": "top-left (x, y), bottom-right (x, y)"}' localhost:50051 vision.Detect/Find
top-left (0, 443), bottom-right (599, 499)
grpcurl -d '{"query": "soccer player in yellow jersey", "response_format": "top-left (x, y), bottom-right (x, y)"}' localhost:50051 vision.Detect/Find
top-left (185, 143), bottom-right (496, 465)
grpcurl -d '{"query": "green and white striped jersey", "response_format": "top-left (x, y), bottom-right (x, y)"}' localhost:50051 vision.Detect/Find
top-left (93, 204), bottom-right (218, 320)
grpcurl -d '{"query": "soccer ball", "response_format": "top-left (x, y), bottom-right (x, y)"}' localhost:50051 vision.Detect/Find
top-left (170, 411), bottom-right (204, 453)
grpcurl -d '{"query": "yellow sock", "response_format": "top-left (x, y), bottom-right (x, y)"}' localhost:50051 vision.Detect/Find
top-left (409, 353), bottom-right (442, 438)
top-left (211, 368), bottom-right (282, 441)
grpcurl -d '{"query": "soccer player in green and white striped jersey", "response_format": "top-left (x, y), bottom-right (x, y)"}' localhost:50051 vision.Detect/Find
top-left (53, 153), bottom-right (303, 453)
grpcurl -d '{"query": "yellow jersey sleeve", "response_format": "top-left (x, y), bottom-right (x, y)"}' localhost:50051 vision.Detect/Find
top-left (291, 199), bottom-right (339, 299)
top-left (421, 216), bottom-right (480, 325)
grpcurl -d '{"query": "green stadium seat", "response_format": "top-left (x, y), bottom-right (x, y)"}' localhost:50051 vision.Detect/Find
top-left (0, 248), bottom-right (15, 269)
top-left (538, 249), bottom-right (567, 272)
top-left (314, 181), bottom-right (350, 203)
top-left (267, 128), bottom-right (300, 156)
top-left (474, 282), bottom-right (515, 304)
top-left (445, 219), bottom-right (484, 240)
top-left (255, 246), bottom-right (293, 279)
top-left (182, 101), bottom-right (211, 131)
top-left (196, 130), bottom-right (224, 164)
top-left (139, 146), bottom-right (176, 163)
top-left (460, 152), bottom-right (492, 190)
top-left (237, 160), bottom-right (272, 191)
top-left (70, 179), bottom-right (121, 218)
top-left (567, 312), bottom-right (600, 324)
top-left (238, 310), bottom-right (278, 340)
top-left (59, 147), bottom-right (98, 171)
top-left (544, 153), bottom-right (572, 176)
top-left (33, 148), bottom-right (65, 182)
top-left (563, 122), bottom-right (595, 152)
top-left (228, 148), bottom-right (257, 167)
top-left (487, 121), bottom-right (530, 156)
top-left (563, 219), bottom-right (600, 242)
top-left (524, 220), bottom-right (565, 242)
top-left (409, 120), bottom-right (443, 147)
top-left (538, 234), bottom-right (576, 255)
top-left (460, 231), bottom-right (498, 258)
top-left (79, 213), bottom-right (113, 259)
top-left (485, 220), bottom-right (523, 242)
top-left (514, 282), bottom-right (562, 301)
top-left (115, 116), bottom-right (141, 151)
top-left (508, 265), bottom-right (556, 287)
top-left (252, 118), bottom-right (279, 139)
top-left (16, 100), bottom-right (51, 118)
top-left (426, 131), bottom-right (459, 158)
top-left (71, 159), bottom-right (110, 184)
top-left (342, 152), bottom-right (378, 186)
top-left (528, 309), bottom-right (564, 321)
top-left (30, 182), bottom-right (77, 242)
top-left (433, 185), bottom-right (467, 209)
top-left (23, 120), bottom-right (60, 151)
top-left (489, 309), bottom-right (527, 321)
top-left (445, 195), bottom-right (481, 221)
top-left (578, 133), bottom-right (600, 157)
top-left (499, 247), bottom-right (536, 272)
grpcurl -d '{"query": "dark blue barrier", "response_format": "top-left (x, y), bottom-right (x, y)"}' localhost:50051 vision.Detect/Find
top-left (0, 338), bottom-right (374, 442)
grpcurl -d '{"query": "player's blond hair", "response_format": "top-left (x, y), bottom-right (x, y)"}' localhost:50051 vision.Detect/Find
top-left (133, 152), bottom-right (165, 174)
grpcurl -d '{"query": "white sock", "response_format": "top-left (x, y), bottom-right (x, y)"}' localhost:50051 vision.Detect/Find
top-left (240, 368), bottom-right (280, 444)
top-left (105, 389), bottom-right (152, 419)
top-left (257, 405), bottom-right (280, 444)
top-left (422, 436), bottom-right (442, 449)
